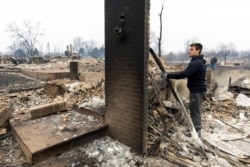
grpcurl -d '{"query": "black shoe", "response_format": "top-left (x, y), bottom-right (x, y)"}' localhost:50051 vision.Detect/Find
top-left (184, 129), bottom-right (201, 138)
top-left (197, 130), bottom-right (201, 138)
top-left (195, 128), bottom-right (201, 138)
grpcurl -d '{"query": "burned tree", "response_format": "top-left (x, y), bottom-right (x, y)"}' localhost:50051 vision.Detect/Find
top-left (6, 21), bottom-right (44, 56)
top-left (157, 2), bottom-right (165, 57)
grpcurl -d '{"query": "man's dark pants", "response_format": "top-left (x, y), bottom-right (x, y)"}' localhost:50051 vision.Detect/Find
top-left (189, 92), bottom-right (206, 132)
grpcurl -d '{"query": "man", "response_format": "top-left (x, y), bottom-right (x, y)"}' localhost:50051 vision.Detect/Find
top-left (162, 43), bottom-right (206, 137)
top-left (210, 56), bottom-right (217, 70)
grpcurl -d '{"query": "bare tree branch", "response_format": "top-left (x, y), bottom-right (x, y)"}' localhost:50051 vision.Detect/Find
top-left (157, 1), bottom-right (165, 57)
top-left (6, 21), bottom-right (44, 56)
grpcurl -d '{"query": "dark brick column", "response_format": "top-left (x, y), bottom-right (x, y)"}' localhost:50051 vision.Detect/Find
top-left (70, 61), bottom-right (79, 80)
top-left (105, 0), bottom-right (149, 153)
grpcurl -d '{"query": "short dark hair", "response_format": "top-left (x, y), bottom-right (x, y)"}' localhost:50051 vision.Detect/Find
top-left (190, 43), bottom-right (203, 53)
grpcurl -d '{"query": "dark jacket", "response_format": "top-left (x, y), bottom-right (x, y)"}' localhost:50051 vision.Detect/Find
top-left (210, 57), bottom-right (217, 64)
top-left (168, 55), bottom-right (207, 93)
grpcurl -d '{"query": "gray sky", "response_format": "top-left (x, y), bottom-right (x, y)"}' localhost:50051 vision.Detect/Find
top-left (0, 0), bottom-right (250, 54)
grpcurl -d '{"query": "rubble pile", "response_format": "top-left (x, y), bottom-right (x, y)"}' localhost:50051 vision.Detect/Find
top-left (0, 81), bottom-right (106, 166)
top-left (0, 79), bottom-right (105, 125)
top-left (0, 85), bottom-right (175, 167)
top-left (1, 56), bottom-right (250, 166)
top-left (64, 79), bottom-right (105, 107)
top-left (34, 136), bottom-right (177, 167)
top-left (16, 58), bottom-right (71, 71)
top-left (146, 56), bottom-right (250, 166)
top-left (146, 88), bottom-right (250, 166)
top-left (13, 57), bottom-right (104, 72)
top-left (0, 133), bottom-right (30, 167)
top-left (147, 92), bottom-right (250, 165)
top-left (77, 57), bottom-right (104, 72)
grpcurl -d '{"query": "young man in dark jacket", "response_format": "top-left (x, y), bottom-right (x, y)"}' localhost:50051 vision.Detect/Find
top-left (162, 43), bottom-right (206, 137)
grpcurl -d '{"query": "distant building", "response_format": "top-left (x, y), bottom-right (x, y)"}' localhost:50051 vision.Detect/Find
top-left (0, 56), bottom-right (28, 65)
top-left (0, 57), bottom-right (13, 65)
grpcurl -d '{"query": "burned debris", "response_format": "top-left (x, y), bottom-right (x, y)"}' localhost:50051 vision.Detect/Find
top-left (0, 54), bottom-right (250, 166)
top-left (146, 50), bottom-right (250, 167)
top-left (0, 72), bottom-right (42, 93)
top-left (229, 76), bottom-right (250, 95)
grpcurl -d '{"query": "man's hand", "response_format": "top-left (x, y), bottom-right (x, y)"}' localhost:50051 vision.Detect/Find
top-left (161, 73), bottom-right (168, 80)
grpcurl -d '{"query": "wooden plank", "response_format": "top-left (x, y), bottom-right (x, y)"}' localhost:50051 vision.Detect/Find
top-left (238, 158), bottom-right (250, 165)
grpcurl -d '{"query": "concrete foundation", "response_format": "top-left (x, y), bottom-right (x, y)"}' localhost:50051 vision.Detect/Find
top-left (207, 69), bottom-right (250, 86)
top-left (21, 70), bottom-right (69, 80)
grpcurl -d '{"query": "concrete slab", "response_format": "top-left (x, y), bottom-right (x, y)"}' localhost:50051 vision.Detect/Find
top-left (11, 110), bottom-right (107, 165)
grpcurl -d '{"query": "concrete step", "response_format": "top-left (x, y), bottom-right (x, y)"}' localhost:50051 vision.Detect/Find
top-left (10, 110), bottom-right (108, 165)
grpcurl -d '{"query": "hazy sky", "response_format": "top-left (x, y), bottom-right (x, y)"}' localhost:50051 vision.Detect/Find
top-left (0, 0), bottom-right (250, 54)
